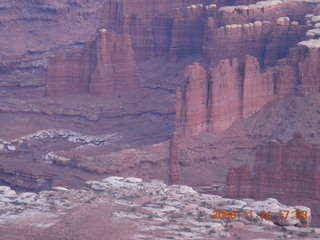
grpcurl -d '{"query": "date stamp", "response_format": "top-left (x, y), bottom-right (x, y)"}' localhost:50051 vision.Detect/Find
top-left (212, 210), bottom-right (308, 220)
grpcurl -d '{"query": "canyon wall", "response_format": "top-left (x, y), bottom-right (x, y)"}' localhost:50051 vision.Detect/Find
top-left (217, 1), bottom-right (316, 26)
top-left (175, 38), bottom-right (320, 136)
top-left (252, 133), bottom-right (320, 202)
top-left (169, 133), bottom-right (180, 185)
top-left (226, 133), bottom-right (320, 226)
top-left (175, 55), bottom-right (271, 135)
top-left (45, 30), bottom-right (141, 97)
top-left (203, 19), bottom-right (311, 67)
top-left (102, 0), bottom-right (215, 61)
top-left (101, 0), bottom-right (293, 62)
top-left (175, 63), bottom-right (208, 136)
top-left (169, 4), bottom-right (212, 62)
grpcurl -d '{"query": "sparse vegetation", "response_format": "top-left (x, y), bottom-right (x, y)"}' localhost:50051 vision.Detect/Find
top-left (182, 227), bottom-right (191, 232)
top-left (130, 207), bottom-right (136, 212)
top-left (197, 211), bottom-right (205, 217)
top-left (187, 211), bottom-right (193, 216)
top-left (297, 232), bottom-right (308, 237)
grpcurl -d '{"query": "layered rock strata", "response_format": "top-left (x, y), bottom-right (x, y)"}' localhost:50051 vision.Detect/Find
top-left (226, 133), bottom-right (320, 227)
top-left (168, 133), bottom-right (180, 185)
top-left (218, 0), bottom-right (316, 26)
top-left (102, 0), bottom-right (214, 61)
top-left (45, 29), bottom-right (141, 96)
top-left (169, 4), bottom-right (215, 62)
top-left (176, 38), bottom-right (320, 136)
top-left (203, 19), bottom-right (311, 67)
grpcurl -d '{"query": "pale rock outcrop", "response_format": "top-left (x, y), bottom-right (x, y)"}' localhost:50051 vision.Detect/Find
top-left (277, 17), bottom-right (290, 26)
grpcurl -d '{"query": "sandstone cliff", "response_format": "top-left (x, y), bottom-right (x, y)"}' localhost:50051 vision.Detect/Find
top-left (169, 133), bottom-right (180, 185)
top-left (45, 29), bottom-right (141, 97)
top-left (175, 63), bottom-right (208, 136)
top-left (203, 19), bottom-right (311, 67)
top-left (218, 1), bottom-right (315, 26)
top-left (226, 133), bottom-right (320, 227)
top-left (176, 38), bottom-right (320, 136)
top-left (169, 4), bottom-right (213, 62)
top-left (176, 56), bottom-right (271, 135)
top-left (102, 0), bottom-right (215, 61)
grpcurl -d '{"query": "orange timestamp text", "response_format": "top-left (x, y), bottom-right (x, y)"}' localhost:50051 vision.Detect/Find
top-left (212, 210), bottom-right (308, 220)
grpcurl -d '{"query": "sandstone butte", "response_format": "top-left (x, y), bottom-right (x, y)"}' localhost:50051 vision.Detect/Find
top-left (45, 29), bottom-right (142, 96)
top-left (0, 0), bottom-right (320, 237)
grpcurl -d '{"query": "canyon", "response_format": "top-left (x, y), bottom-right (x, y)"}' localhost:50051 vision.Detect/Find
top-left (0, 0), bottom-right (320, 237)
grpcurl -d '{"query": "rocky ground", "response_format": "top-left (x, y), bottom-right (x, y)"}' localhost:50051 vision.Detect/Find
top-left (0, 177), bottom-right (319, 240)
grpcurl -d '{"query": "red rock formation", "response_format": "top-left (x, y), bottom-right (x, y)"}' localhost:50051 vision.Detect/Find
top-left (226, 133), bottom-right (320, 225)
top-left (86, 30), bottom-right (141, 96)
top-left (218, 1), bottom-right (315, 26)
top-left (45, 51), bottom-right (84, 96)
top-left (45, 30), bottom-right (141, 97)
top-left (176, 37), bottom-right (320, 136)
top-left (170, 4), bottom-right (213, 62)
top-left (203, 18), bottom-right (311, 68)
top-left (254, 133), bottom-right (320, 201)
top-left (264, 24), bottom-right (310, 66)
top-left (175, 63), bottom-right (208, 136)
top-left (226, 164), bottom-right (252, 199)
top-left (203, 20), bottom-right (272, 66)
top-left (207, 58), bottom-right (243, 132)
top-left (242, 56), bottom-right (274, 118)
top-left (176, 56), bottom-right (272, 135)
top-left (102, 0), bottom-right (215, 61)
top-left (169, 133), bottom-right (180, 185)
top-left (296, 41), bottom-right (320, 91)
top-left (102, 0), bottom-right (268, 62)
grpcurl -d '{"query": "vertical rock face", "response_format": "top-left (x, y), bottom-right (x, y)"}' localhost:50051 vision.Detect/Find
top-left (296, 41), bottom-right (320, 91)
top-left (226, 164), bottom-right (252, 199)
top-left (169, 133), bottom-right (180, 185)
top-left (218, 1), bottom-right (315, 26)
top-left (176, 63), bottom-right (208, 136)
top-left (203, 19), bottom-right (311, 68)
top-left (203, 20), bottom-right (272, 66)
top-left (169, 4), bottom-right (211, 62)
top-left (242, 56), bottom-right (274, 118)
top-left (207, 58), bottom-right (243, 132)
top-left (264, 24), bottom-right (310, 67)
top-left (176, 39), bottom-right (320, 137)
top-left (227, 133), bottom-right (320, 204)
top-left (176, 56), bottom-right (272, 136)
top-left (102, 0), bottom-right (214, 61)
top-left (45, 30), bottom-right (141, 97)
top-left (45, 52), bottom-right (84, 97)
top-left (86, 30), bottom-right (141, 96)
